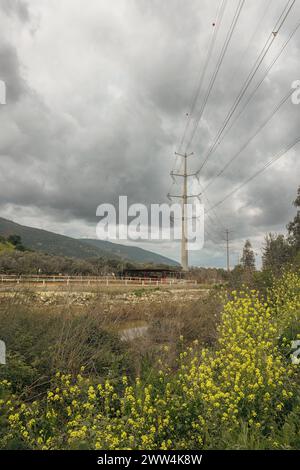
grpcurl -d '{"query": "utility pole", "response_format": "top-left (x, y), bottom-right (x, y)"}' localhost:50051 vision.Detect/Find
top-left (181, 153), bottom-right (188, 270)
top-left (224, 229), bottom-right (234, 272)
top-left (225, 229), bottom-right (230, 273)
top-left (168, 152), bottom-right (200, 272)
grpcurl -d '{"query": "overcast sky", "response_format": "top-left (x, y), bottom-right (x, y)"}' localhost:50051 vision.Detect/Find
top-left (0, 0), bottom-right (299, 267)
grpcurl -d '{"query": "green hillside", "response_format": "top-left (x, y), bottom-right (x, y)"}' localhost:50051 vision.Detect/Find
top-left (0, 217), bottom-right (179, 266)
top-left (0, 239), bottom-right (15, 254)
top-left (80, 238), bottom-right (179, 266)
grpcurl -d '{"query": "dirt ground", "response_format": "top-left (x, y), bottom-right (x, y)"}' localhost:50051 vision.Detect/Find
top-left (0, 284), bottom-right (209, 306)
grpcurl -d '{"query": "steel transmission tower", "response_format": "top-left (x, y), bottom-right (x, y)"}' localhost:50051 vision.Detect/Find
top-left (168, 152), bottom-right (200, 271)
top-left (224, 229), bottom-right (234, 272)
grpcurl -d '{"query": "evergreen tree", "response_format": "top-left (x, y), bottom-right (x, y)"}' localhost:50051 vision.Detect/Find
top-left (7, 234), bottom-right (26, 252)
top-left (262, 233), bottom-right (292, 273)
top-left (241, 240), bottom-right (256, 271)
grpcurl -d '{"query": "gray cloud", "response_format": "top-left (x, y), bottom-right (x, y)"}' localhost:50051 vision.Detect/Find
top-left (0, 43), bottom-right (27, 102)
top-left (0, 0), bottom-right (299, 267)
top-left (0, 0), bottom-right (29, 22)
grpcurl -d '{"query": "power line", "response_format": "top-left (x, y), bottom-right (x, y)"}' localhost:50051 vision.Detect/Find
top-left (168, 0), bottom-right (298, 268)
top-left (204, 228), bottom-right (224, 246)
top-left (171, 0), bottom-right (227, 191)
top-left (196, 0), bottom-right (296, 175)
top-left (201, 189), bottom-right (226, 232)
top-left (199, 19), bottom-right (300, 174)
top-left (205, 210), bottom-right (224, 234)
top-left (184, 0), bottom-right (246, 153)
top-left (221, 0), bottom-right (273, 101)
top-left (202, 87), bottom-right (295, 192)
top-left (238, 0), bottom-right (273, 62)
top-left (177, 0), bottom-right (228, 155)
top-left (205, 137), bottom-right (300, 214)
top-left (169, 0), bottom-right (227, 198)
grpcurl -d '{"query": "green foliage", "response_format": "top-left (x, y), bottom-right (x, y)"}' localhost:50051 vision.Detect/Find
top-left (0, 217), bottom-right (178, 266)
top-left (0, 234), bottom-right (26, 257)
top-left (132, 287), bottom-right (160, 297)
top-left (262, 186), bottom-right (300, 276)
top-left (0, 272), bottom-right (299, 449)
top-left (287, 186), bottom-right (300, 252)
top-left (7, 235), bottom-right (26, 252)
top-left (241, 240), bottom-right (256, 271)
top-left (262, 234), bottom-right (293, 273)
top-left (0, 240), bottom-right (15, 254)
top-left (252, 269), bottom-right (274, 292)
top-left (0, 249), bottom-right (178, 276)
top-left (0, 250), bottom-right (137, 275)
top-left (0, 304), bottom-right (132, 397)
top-left (188, 267), bottom-right (228, 284)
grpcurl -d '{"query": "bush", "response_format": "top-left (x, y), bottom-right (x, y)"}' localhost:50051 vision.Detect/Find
top-left (0, 301), bottom-right (132, 397)
top-left (0, 271), bottom-right (299, 449)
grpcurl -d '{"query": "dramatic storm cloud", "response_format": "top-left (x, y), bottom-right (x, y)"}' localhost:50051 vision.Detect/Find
top-left (0, 0), bottom-right (299, 266)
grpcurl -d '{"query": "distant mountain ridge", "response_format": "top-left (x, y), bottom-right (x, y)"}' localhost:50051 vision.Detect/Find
top-left (80, 238), bottom-right (178, 266)
top-left (0, 217), bottom-right (179, 266)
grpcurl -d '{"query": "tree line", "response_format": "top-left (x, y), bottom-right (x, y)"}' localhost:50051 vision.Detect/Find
top-left (229, 185), bottom-right (300, 288)
top-left (1, 185), bottom-right (299, 278)
top-left (240, 186), bottom-right (299, 271)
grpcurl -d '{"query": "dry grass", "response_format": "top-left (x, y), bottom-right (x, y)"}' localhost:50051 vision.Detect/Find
top-left (0, 286), bottom-right (223, 393)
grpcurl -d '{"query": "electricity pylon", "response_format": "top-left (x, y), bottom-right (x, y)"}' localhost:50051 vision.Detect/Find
top-left (168, 152), bottom-right (200, 271)
top-left (224, 229), bottom-right (234, 272)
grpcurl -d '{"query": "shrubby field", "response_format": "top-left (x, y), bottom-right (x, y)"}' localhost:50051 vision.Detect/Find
top-left (0, 187), bottom-right (299, 450)
top-left (0, 270), bottom-right (299, 450)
